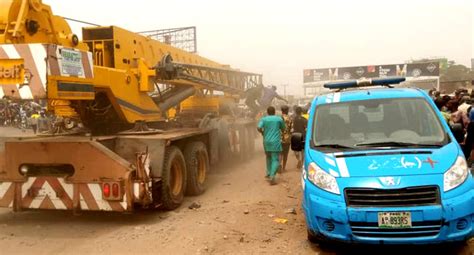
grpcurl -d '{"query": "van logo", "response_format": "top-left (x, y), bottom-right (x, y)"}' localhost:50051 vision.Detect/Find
top-left (401, 156), bottom-right (422, 169)
top-left (423, 157), bottom-right (438, 169)
top-left (380, 177), bottom-right (401, 187)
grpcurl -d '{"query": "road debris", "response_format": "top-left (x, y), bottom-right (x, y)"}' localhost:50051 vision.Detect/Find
top-left (274, 218), bottom-right (288, 224)
top-left (188, 202), bottom-right (201, 210)
top-left (285, 208), bottom-right (297, 215)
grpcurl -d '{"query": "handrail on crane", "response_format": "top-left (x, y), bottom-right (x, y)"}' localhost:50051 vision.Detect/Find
top-left (156, 54), bottom-right (262, 95)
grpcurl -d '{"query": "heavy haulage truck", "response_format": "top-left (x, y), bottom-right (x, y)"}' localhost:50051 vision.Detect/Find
top-left (0, 0), bottom-right (260, 212)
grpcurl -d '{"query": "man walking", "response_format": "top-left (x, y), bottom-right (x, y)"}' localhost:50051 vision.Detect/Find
top-left (258, 106), bottom-right (285, 185)
top-left (29, 112), bottom-right (40, 134)
top-left (292, 106), bottom-right (308, 169)
top-left (280, 105), bottom-right (292, 172)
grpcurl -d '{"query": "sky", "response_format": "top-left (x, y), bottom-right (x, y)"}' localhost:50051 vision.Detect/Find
top-left (46, 0), bottom-right (473, 96)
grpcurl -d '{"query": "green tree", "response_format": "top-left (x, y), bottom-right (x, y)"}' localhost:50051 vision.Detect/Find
top-left (440, 61), bottom-right (474, 82)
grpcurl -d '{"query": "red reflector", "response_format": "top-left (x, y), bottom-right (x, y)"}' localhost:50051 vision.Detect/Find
top-left (103, 183), bottom-right (111, 197)
top-left (112, 183), bottom-right (120, 197)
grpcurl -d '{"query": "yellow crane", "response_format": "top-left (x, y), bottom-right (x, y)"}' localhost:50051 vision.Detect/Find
top-left (0, 0), bottom-right (261, 133)
top-left (0, 0), bottom-right (259, 212)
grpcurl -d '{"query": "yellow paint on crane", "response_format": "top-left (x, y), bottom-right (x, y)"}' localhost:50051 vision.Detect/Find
top-left (0, 0), bottom-right (258, 126)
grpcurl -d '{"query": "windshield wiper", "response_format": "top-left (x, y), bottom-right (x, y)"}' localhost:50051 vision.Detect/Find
top-left (314, 144), bottom-right (355, 149)
top-left (355, 141), bottom-right (443, 148)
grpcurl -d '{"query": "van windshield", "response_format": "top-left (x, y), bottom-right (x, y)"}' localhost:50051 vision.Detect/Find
top-left (312, 98), bottom-right (449, 151)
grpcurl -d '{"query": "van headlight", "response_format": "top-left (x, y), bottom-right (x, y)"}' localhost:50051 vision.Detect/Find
top-left (307, 162), bottom-right (340, 195)
top-left (444, 157), bottom-right (469, 192)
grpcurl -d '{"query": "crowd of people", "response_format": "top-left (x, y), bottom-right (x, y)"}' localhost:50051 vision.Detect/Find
top-left (431, 88), bottom-right (474, 162)
top-left (257, 105), bottom-right (308, 185)
top-left (0, 99), bottom-right (50, 134)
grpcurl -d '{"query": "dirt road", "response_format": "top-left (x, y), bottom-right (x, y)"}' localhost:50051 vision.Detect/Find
top-left (0, 127), bottom-right (472, 254)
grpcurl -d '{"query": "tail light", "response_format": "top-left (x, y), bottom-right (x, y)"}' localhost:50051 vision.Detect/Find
top-left (102, 182), bottom-right (122, 201)
top-left (112, 183), bottom-right (119, 197)
top-left (102, 183), bottom-right (111, 198)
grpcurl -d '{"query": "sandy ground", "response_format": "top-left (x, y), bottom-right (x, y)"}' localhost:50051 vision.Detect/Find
top-left (0, 127), bottom-right (472, 255)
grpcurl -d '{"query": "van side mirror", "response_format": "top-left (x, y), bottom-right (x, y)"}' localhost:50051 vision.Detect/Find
top-left (291, 133), bottom-right (305, 151)
top-left (450, 123), bottom-right (464, 143)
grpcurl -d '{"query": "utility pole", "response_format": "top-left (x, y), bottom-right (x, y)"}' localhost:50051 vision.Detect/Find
top-left (281, 84), bottom-right (289, 97)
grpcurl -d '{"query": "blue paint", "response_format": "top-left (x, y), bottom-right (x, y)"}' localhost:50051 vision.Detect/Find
top-left (301, 86), bottom-right (474, 244)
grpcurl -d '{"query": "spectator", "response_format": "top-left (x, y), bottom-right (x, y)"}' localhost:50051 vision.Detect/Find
top-left (292, 106), bottom-right (308, 169)
top-left (435, 98), bottom-right (450, 123)
top-left (458, 96), bottom-right (472, 115)
top-left (29, 112), bottom-right (40, 134)
top-left (464, 107), bottom-right (474, 161)
top-left (302, 107), bottom-right (309, 120)
top-left (38, 111), bottom-right (49, 133)
top-left (280, 105), bottom-right (292, 172)
top-left (449, 100), bottom-right (469, 130)
top-left (257, 106), bottom-right (285, 185)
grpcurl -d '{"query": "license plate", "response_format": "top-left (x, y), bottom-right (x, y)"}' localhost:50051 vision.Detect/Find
top-left (378, 212), bottom-right (412, 228)
top-left (37, 187), bottom-right (56, 198)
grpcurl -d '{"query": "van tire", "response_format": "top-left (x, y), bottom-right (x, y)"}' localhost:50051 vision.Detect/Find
top-left (307, 229), bottom-right (319, 244)
top-left (160, 146), bottom-right (187, 210)
top-left (184, 142), bottom-right (209, 196)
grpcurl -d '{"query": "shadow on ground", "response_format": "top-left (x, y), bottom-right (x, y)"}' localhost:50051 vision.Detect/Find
top-left (309, 240), bottom-right (473, 255)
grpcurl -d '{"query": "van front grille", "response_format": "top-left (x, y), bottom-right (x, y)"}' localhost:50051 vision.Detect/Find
top-left (344, 186), bottom-right (440, 207)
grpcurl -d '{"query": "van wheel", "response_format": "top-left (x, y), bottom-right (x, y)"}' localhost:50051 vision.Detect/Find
top-left (184, 142), bottom-right (209, 196)
top-left (307, 229), bottom-right (319, 244)
top-left (161, 146), bottom-right (187, 210)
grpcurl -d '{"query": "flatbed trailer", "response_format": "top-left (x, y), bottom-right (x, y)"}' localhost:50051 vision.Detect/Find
top-left (0, 120), bottom-right (256, 213)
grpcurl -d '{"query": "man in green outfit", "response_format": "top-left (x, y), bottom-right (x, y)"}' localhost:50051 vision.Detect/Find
top-left (257, 106), bottom-right (285, 185)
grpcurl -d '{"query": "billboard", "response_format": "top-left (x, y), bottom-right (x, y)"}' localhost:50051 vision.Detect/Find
top-left (406, 62), bottom-right (439, 77)
top-left (304, 62), bottom-right (440, 83)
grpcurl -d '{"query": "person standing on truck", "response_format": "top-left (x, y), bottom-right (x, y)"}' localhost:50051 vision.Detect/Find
top-left (280, 105), bottom-right (292, 172)
top-left (292, 106), bottom-right (308, 169)
top-left (258, 86), bottom-right (288, 110)
top-left (258, 106), bottom-right (285, 185)
top-left (244, 84), bottom-right (263, 118)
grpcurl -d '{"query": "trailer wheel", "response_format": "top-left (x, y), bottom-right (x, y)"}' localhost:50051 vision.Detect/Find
top-left (184, 142), bottom-right (209, 196)
top-left (161, 146), bottom-right (187, 210)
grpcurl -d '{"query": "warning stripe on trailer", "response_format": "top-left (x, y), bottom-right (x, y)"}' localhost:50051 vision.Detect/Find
top-left (0, 182), bottom-right (14, 208)
top-left (78, 183), bottom-right (126, 212)
top-left (21, 177), bottom-right (73, 210)
top-left (13, 177), bottom-right (128, 212)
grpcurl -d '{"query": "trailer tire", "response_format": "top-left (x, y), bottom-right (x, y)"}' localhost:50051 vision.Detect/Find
top-left (184, 142), bottom-right (209, 196)
top-left (161, 146), bottom-right (187, 210)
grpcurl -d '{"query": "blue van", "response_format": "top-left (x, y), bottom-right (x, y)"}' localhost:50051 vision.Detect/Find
top-left (291, 77), bottom-right (474, 244)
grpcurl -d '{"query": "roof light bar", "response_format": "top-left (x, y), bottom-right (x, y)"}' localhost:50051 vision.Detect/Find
top-left (324, 77), bottom-right (406, 90)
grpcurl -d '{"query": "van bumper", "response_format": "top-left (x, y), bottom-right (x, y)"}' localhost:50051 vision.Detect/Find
top-left (303, 180), bottom-right (474, 244)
